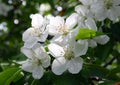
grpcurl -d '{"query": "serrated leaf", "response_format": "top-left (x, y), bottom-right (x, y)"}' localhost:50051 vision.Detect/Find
top-left (75, 28), bottom-right (104, 40)
top-left (0, 67), bottom-right (23, 85)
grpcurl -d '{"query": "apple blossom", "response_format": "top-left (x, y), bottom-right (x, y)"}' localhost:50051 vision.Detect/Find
top-left (48, 39), bottom-right (88, 75)
top-left (47, 13), bottom-right (78, 36)
top-left (21, 43), bottom-right (51, 79)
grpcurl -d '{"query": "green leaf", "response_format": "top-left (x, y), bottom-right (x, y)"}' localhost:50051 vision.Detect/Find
top-left (75, 28), bottom-right (104, 40)
top-left (82, 64), bottom-right (109, 78)
top-left (0, 67), bottom-right (23, 85)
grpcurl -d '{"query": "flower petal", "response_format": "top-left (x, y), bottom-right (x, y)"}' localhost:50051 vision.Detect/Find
top-left (47, 16), bottom-right (65, 35)
top-left (85, 18), bottom-right (97, 31)
top-left (24, 37), bottom-right (38, 48)
top-left (38, 29), bottom-right (48, 42)
top-left (94, 35), bottom-right (110, 45)
top-left (49, 16), bottom-right (64, 26)
top-left (48, 43), bottom-right (65, 58)
top-left (40, 52), bottom-right (51, 68)
top-left (73, 40), bottom-right (88, 57)
top-left (67, 57), bottom-right (83, 74)
top-left (22, 60), bottom-right (33, 73)
top-left (21, 46), bottom-right (34, 58)
top-left (22, 27), bottom-right (35, 42)
top-left (47, 25), bottom-right (60, 35)
top-left (88, 39), bottom-right (97, 48)
top-left (75, 5), bottom-right (89, 16)
top-left (65, 13), bottom-right (78, 30)
top-left (32, 65), bottom-right (44, 79)
top-left (52, 57), bottom-right (67, 75)
top-left (31, 14), bottom-right (44, 28)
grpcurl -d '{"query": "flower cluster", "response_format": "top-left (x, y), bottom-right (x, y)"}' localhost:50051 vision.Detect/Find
top-left (21, 0), bottom-right (120, 79)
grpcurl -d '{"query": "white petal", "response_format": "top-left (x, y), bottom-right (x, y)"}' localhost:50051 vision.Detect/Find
top-left (48, 43), bottom-right (65, 58)
top-left (47, 16), bottom-right (65, 35)
top-left (47, 25), bottom-right (60, 35)
top-left (51, 35), bottom-right (64, 45)
top-left (21, 46), bottom-right (34, 58)
top-left (32, 65), bottom-right (44, 79)
top-left (40, 52), bottom-right (51, 68)
top-left (79, 0), bottom-right (97, 5)
top-left (107, 7), bottom-right (120, 21)
top-left (88, 39), bottom-right (97, 48)
top-left (22, 60), bottom-right (33, 73)
top-left (49, 16), bottom-right (64, 26)
top-left (31, 14), bottom-right (44, 28)
top-left (22, 27), bottom-right (35, 42)
top-left (52, 57), bottom-right (67, 75)
top-left (75, 5), bottom-right (89, 16)
top-left (32, 43), bottom-right (45, 56)
top-left (91, 2), bottom-right (107, 21)
top-left (94, 35), bottom-right (110, 45)
top-left (73, 40), bottom-right (88, 57)
top-left (65, 13), bottom-right (78, 30)
top-left (24, 37), bottom-right (38, 48)
top-left (85, 18), bottom-right (97, 31)
top-left (38, 29), bottom-right (48, 42)
top-left (67, 57), bottom-right (83, 74)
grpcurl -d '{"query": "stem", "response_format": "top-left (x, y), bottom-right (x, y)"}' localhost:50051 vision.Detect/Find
top-left (31, 79), bottom-right (35, 85)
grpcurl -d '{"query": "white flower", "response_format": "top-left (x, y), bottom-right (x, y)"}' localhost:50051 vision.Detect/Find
top-left (79, 0), bottom-right (98, 6)
top-left (47, 13), bottom-right (78, 35)
top-left (21, 43), bottom-right (51, 79)
top-left (22, 27), bottom-right (48, 48)
top-left (39, 3), bottom-right (51, 14)
top-left (31, 14), bottom-right (47, 29)
top-left (22, 14), bottom-right (49, 48)
top-left (75, 5), bottom-right (93, 22)
top-left (90, 0), bottom-right (120, 21)
top-left (104, 0), bottom-right (120, 21)
top-left (48, 40), bottom-right (88, 75)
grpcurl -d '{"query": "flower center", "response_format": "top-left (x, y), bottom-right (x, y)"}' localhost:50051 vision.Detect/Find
top-left (64, 48), bottom-right (75, 60)
top-left (59, 24), bottom-right (69, 35)
top-left (34, 28), bottom-right (43, 37)
top-left (104, 0), bottom-right (113, 9)
top-left (29, 57), bottom-right (42, 66)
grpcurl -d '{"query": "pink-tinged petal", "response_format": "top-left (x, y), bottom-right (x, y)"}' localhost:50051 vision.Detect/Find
top-left (52, 57), bottom-right (67, 75)
top-left (67, 57), bottom-right (83, 74)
